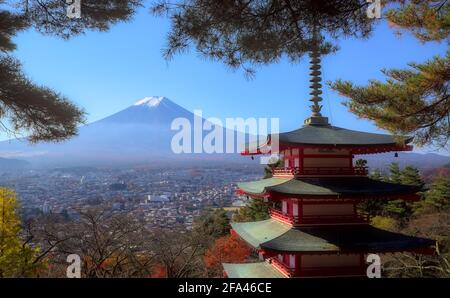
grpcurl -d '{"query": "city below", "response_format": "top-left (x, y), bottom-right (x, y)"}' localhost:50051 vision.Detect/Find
top-left (0, 164), bottom-right (262, 230)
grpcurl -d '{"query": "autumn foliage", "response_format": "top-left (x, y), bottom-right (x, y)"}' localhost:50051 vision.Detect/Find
top-left (204, 234), bottom-right (251, 275)
top-left (151, 263), bottom-right (167, 278)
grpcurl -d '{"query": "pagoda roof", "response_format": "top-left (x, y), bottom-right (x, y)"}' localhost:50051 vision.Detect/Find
top-left (237, 177), bottom-right (420, 198)
top-left (232, 219), bottom-right (435, 253)
top-left (223, 262), bottom-right (286, 278)
top-left (231, 218), bottom-right (291, 248)
top-left (242, 124), bottom-right (412, 155)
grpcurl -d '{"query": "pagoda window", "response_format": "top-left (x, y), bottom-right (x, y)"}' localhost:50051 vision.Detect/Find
top-left (292, 149), bottom-right (300, 167)
top-left (282, 200), bottom-right (288, 214)
top-left (258, 251), bottom-right (264, 261)
top-left (289, 254), bottom-right (296, 269)
top-left (292, 201), bottom-right (299, 217)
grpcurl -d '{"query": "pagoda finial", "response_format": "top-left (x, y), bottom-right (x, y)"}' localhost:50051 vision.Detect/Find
top-left (309, 24), bottom-right (322, 116)
top-left (304, 21), bottom-right (329, 126)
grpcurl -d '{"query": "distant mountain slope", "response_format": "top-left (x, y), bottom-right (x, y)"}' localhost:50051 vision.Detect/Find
top-left (359, 152), bottom-right (450, 171)
top-left (0, 96), bottom-right (248, 167)
top-left (0, 157), bottom-right (30, 170)
top-left (0, 96), bottom-right (448, 169)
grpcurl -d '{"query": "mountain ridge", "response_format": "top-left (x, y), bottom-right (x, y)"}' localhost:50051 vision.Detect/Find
top-left (0, 96), bottom-right (247, 167)
top-left (0, 96), bottom-right (448, 169)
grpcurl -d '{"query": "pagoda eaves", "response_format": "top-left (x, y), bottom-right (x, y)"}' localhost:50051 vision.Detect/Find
top-left (242, 124), bottom-right (413, 156)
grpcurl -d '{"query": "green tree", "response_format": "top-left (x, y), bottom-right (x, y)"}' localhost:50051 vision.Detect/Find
top-left (383, 199), bottom-right (412, 220)
top-left (192, 208), bottom-right (230, 247)
top-left (0, 0), bottom-right (142, 142)
top-left (0, 188), bottom-right (44, 277)
top-left (384, 165), bottom-right (423, 220)
top-left (358, 168), bottom-right (388, 217)
top-left (233, 199), bottom-right (270, 222)
top-left (401, 165), bottom-right (424, 187)
top-left (370, 168), bottom-right (385, 181)
top-left (415, 176), bottom-right (450, 215)
top-left (330, 1), bottom-right (450, 147)
top-left (389, 162), bottom-right (402, 184)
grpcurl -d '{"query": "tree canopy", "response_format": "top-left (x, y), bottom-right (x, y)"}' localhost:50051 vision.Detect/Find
top-left (233, 198), bottom-right (270, 222)
top-left (0, 188), bottom-right (43, 277)
top-left (152, 0), bottom-right (375, 75)
top-left (331, 0), bottom-right (450, 147)
top-left (0, 0), bottom-right (143, 142)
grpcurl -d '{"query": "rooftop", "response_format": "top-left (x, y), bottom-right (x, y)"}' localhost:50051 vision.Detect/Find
top-left (242, 124), bottom-right (413, 155)
top-left (231, 219), bottom-right (435, 253)
top-left (237, 177), bottom-right (421, 198)
top-left (223, 261), bottom-right (286, 278)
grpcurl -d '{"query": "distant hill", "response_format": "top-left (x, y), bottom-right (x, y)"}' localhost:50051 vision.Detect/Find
top-left (0, 96), bottom-right (448, 169)
top-left (421, 164), bottom-right (450, 183)
top-left (358, 152), bottom-right (450, 174)
top-left (0, 157), bottom-right (30, 170)
top-left (0, 96), bottom-right (249, 167)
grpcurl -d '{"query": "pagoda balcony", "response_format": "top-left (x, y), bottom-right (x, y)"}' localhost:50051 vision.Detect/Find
top-left (268, 257), bottom-right (295, 277)
top-left (269, 208), bottom-right (297, 225)
top-left (272, 166), bottom-right (368, 177)
top-left (269, 208), bottom-right (369, 226)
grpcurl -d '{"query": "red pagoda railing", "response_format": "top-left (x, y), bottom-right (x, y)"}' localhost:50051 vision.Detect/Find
top-left (269, 208), bottom-right (369, 225)
top-left (272, 166), bottom-right (368, 177)
top-left (269, 208), bottom-right (297, 225)
top-left (268, 257), bottom-right (295, 277)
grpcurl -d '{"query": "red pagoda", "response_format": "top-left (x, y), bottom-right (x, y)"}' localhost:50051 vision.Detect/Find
top-left (223, 27), bottom-right (434, 278)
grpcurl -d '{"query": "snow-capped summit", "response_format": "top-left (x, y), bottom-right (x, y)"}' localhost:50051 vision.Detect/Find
top-left (96, 95), bottom-right (192, 125)
top-left (134, 96), bottom-right (167, 107)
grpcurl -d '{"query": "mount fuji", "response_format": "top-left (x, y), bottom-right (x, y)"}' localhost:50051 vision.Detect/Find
top-left (0, 97), bottom-right (248, 167)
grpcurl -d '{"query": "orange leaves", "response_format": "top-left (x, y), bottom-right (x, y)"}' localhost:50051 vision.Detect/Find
top-left (204, 234), bottom-right (251, 269)
top-left (151, 263), bottom-right (167, 278)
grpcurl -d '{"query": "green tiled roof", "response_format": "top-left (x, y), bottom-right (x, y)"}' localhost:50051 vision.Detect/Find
top-left (238, 177), bottom-right (420, 197)
top-left (261, 225), bottom-right (434, 252)
top-left (276, 125), bottom-right (412, 146)
top-left (231, 219), bottom-right (291, 248)
top-left (223, 262), bottom-right (286, 278)
top-left (237, 177), bottom-right (290, 195)
top-left (232, 219), bottom-right (434, 253)
top-left (243, 125), bottom-right (412, 152)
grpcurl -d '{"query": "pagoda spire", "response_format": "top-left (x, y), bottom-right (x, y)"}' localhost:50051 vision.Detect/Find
top-left (309, 24), bottom-right (323, 117)
top-left (304, 22), bottom-right (329, 126)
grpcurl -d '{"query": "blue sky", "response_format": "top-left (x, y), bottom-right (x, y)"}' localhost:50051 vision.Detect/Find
top-left (9, 7), bottom-right (448, 153)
